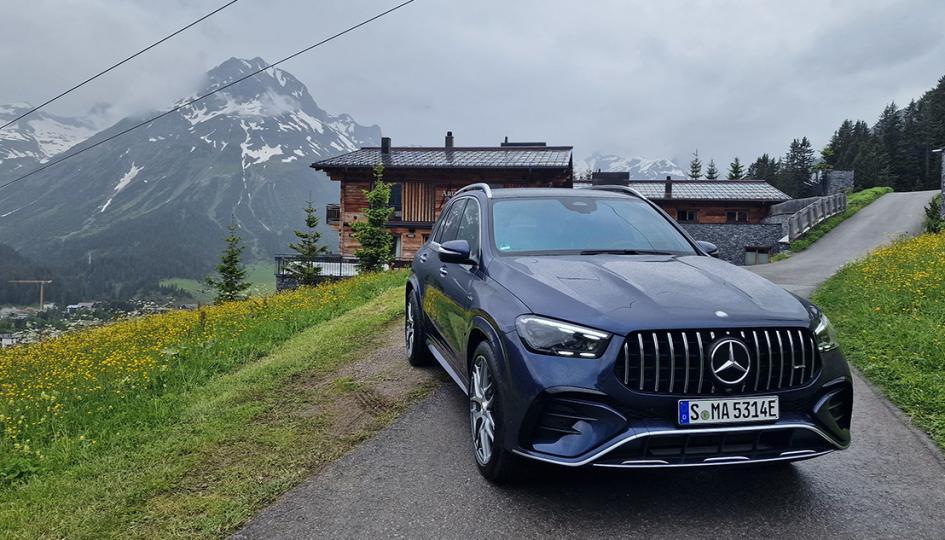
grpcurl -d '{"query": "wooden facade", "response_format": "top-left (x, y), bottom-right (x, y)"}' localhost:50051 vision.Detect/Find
top-left (314, 138), bottom-right (573, 260)
top-left (656, 201), bottom-right (772, 224)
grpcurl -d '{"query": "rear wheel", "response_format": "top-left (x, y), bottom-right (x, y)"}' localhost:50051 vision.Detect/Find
top-left (469, 340), bottom-right (517, 482)
top-left (405, 291), bottom-right (433, 367)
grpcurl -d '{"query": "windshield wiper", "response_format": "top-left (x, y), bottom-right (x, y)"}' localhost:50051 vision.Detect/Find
top-left (578, 249), bottom-right (674, 256)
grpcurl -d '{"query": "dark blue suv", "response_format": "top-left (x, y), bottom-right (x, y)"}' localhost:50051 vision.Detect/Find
top-left (405, 184), bottom-right (852, 481)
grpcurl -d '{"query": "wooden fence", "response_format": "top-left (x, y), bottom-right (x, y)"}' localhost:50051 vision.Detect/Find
top-left (784, 193), bottom-right (848, 242)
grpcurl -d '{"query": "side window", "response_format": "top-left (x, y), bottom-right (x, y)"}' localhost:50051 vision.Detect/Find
top-left (455, 199), bottom-right (481, 258)
top-left (434, 199), bottom-right (467, 243)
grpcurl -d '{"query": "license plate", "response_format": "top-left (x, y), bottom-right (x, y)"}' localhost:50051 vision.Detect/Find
top-left (678, 396), bottom-right (779, 425)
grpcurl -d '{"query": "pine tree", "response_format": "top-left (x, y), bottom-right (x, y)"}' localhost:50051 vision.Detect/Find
top-left (205, 222), bottom-right (250, 303)
top-left (747, 153), bottom-right (779, 182)
top-left (352, 164), bottom-right (395, 273)
top-left (727, 157), bottom-right (745, 180)
top-left (286, 199), bottom-right (328, 286)
top-left (705, 159), bottom-right (719, 180)
top-left (898, 100), bottom-right (924, 192)
top-left (688, 150), bottom-right (702, 180)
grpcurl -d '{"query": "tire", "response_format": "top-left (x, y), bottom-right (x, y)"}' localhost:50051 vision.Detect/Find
top-left (405, 290), bottom-right (433, 367)
top-left (469, 340), bottom-right (518, 483)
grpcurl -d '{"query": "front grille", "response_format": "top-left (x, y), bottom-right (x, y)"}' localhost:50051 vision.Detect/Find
top-left (615, 328), bottom-right (820, 395)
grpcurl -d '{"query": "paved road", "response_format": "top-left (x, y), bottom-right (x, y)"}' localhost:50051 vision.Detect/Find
top-left (750, 190), bottom-right (938, 297)
top-left (237, 190), bottom-right (945, 539)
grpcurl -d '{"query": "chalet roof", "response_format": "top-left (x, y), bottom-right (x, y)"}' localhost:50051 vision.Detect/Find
top-left (630, 180), bottom-right (791, 202)
top-left (312, 146), bottom-right (572, 170)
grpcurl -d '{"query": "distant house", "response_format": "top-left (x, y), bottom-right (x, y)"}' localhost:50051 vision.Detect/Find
top-left (593, 176), bottom-right (791, 265)
top-left (312, 132), bottom-right (573, 260)
top-left (66, 302), bottom-right (97, 315)
top-left (0, 334), bottom-right (15, 348)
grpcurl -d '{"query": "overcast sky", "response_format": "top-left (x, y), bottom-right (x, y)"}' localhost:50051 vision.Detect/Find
top-left (2, 0), bottom-right (944, 166)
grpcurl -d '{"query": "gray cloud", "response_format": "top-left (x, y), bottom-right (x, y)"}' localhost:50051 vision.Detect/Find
top-left (2, 0), bottom-right (944, 165)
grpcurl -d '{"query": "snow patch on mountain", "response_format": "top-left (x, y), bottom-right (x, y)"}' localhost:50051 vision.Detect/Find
top-left (0, 105), bottom-right (101, 164)
top-left (577, 152), bottom-right (686, 180)
top-left (114, 163), bottom-right (142, 192)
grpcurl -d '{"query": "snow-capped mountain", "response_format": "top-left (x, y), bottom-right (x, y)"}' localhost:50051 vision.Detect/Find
top-left (576, 152), bottom-right (686, 180)
top-left (0, 57), bottom-right (380, 298)
top-left (0, 104), bottom-right (101, 173)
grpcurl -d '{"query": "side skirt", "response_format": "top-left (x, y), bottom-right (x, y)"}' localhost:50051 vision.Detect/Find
top-left (427, 339), bottom-right (469, 396)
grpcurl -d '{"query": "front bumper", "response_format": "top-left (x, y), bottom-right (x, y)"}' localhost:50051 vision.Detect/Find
top-left (498, 329), bottom-right (853, 468)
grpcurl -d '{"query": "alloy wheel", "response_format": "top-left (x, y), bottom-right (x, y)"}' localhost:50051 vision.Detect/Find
top-left (470, 355), bottom-right (496, 465)
top-left (405, 302), bottom-right (415, 354)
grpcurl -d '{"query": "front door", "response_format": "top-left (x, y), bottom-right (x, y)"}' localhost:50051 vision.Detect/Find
top-left (438, 197), bottom-right (482, 378)
top-left (421, 198), bottom-right (466, 354)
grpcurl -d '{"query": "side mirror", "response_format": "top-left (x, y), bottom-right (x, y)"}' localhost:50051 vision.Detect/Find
top-left (696, 240), bottom-right (720, 258)
top-left (438, 239), bottom-right (473, 264)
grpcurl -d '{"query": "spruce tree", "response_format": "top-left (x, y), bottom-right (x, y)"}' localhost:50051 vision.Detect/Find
top-left (287, 199), bottom-right (328, 286)
top-left (688, 150), bottom-right (703, 180)
top-left (705, 159), bottom-right (719, 180)
top-left (747, 153), bottom-right (779, 182)
top-left (727, 157), bottom-right (745, 180)
top-left (352, 164), bottom-right (395, 273)
top-left (206, 222), bottom-right (250, 303)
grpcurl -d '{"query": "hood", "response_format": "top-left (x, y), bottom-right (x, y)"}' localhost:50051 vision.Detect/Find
top-left (490, 254), bottom-right (810, 335)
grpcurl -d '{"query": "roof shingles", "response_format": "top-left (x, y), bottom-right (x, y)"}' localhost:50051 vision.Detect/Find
top-left (313, 146), bottom-right (572, 170)
top-left (630, 181), bottom-right (791, 202)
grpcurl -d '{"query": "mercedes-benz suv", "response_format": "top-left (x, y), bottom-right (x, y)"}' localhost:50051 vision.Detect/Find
top-left (405, 183), bottom-right (852, 481)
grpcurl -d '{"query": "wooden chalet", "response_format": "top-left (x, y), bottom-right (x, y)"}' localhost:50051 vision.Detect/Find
top-left (312, 132), bottom-right (573, 259)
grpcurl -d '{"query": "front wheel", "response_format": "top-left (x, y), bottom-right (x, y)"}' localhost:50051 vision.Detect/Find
top-left (469, 341), bottom-right (517, 482)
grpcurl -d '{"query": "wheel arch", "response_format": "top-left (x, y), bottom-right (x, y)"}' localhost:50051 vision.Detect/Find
top-left (467, 316), bottom-right (508, 375)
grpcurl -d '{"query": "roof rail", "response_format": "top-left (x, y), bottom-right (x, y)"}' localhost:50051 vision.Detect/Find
top-left (455, 183), bottom-right (493, 198)
top-left (578, 185), bottom-right (647, 199)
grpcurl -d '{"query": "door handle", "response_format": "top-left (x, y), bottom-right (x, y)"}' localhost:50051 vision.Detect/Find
top-left (418, 252), bottom-right (428, 263)
top-left (439, 266), bottom-right (448, 277)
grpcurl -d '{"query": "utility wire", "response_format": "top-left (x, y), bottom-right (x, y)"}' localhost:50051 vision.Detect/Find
top-left (0, 0), bottom-right (241, 131)
top-left (0, 0), bottom-right (416, 193)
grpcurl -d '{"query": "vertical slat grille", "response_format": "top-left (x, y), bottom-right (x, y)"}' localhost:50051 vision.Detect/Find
top-left (402, 182), bottom-right (435, 222)
top-left (618, 327), bottom-right (821, 396)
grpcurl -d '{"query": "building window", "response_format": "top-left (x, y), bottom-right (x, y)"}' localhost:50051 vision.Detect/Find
top-left (726, 210), bottom-right (748, 223)
top-left (390, 183), bottom-right (403, 220)
top-left (676, 209), bottom-right (697, 223)
top-left (744, 247), bottom-right (771, 265)
top-left (391, 234), bottom-right (403, 258)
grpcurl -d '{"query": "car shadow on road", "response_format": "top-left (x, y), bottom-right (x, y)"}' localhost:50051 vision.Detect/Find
top-left (434, 382), bottom-right (831, 527)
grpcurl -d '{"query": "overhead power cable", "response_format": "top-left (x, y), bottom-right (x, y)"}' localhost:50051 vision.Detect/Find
top-left (0, 0), bottom-right (416, 193)
top-left (0, 0), bottom-right (241, 131)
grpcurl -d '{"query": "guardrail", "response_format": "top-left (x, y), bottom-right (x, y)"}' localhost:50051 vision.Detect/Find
top-left (785, 193), bottom-right (847, 242)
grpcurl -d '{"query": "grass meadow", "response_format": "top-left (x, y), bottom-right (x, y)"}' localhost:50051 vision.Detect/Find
top-left (814, 231), bottom-right (945, 449)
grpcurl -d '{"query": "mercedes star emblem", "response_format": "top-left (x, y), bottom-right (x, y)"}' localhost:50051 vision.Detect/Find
top-left (709, 337), bottom-right (752, 385)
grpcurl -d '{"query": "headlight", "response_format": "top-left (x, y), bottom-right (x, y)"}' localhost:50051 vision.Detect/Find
top-left (813, 313), bottom-right (839, 352)
top-left (514, 315), bottom-right (611, 358)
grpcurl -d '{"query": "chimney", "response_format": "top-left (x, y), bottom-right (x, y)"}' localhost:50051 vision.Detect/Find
top-left (445, 131), bottom-right (454, 148)
top-left (381, 136), bottom-right (391, 154)
top-left (664, 176), bottom-right (673, 199)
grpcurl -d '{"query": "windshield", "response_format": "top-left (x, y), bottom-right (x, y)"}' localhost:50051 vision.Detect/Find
top-left (491, 196), bottom-right (697, 256)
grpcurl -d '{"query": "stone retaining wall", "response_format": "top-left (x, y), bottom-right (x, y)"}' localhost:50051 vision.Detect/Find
top-left (682, 223), bottom-right (785, 265)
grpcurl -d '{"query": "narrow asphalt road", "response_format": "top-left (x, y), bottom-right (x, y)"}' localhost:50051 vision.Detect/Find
top-left (236, 190), bottom-right (945, 539)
